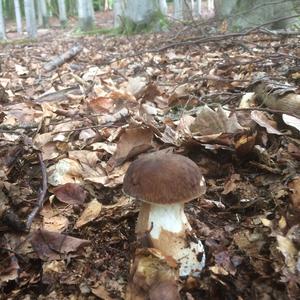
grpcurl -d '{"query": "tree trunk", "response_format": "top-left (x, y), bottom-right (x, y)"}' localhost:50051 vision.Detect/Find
top-left (58, 0), bottom-right (67, 27)
top-left (14, 0), bottom-right (22, 34)
top-left (36, 0), bottom-right (43, 27)
top-left (77, 0), bottom-right (94, 31)
top-left (24, 0), bottom-right (37, 38)
top-left (207, 0), bottom-right (214, 12)
top-left (214, 0), bottom-right (300, 30)
top-left (0, 0), bottom-right (6, 40)
top-left (159, 0), bottom-right (167, 15)
top-left (113, 0), bottom-right (124, 27)
top-left (174, 0), bottom-right (193, 20)
top-left (118, 0), bottom-right (162, 32)
top-left (87, 0), bottom-right (95, 20)
top-left (174, 0), bottom-right (182, 19)
top-left (40, 0), bottom-right (49, 27)
top-left (195, 0), bottom-right (202, 16)
top-left (124, 0), bottom-right (160, 24)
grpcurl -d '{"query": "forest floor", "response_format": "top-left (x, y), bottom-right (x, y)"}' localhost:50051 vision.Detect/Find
top-left (0, 11), bottom-right (300, 300)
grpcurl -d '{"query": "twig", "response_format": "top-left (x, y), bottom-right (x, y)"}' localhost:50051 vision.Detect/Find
top-left (52, 108), bottom-right (129, 134)
top-left (26, 152), bottom-right (48, 230)
top-left (108, 14), bottom-right (300, 65)
top-left (43, 44), bottom-right (82, 72)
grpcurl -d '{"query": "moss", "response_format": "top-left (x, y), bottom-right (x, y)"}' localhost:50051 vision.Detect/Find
top-left (118, 10), bottom-right (169, 35)
top-left (72, 26), bottom-right (120, 37)
top-left (0, 38), bottom-right (38, 45)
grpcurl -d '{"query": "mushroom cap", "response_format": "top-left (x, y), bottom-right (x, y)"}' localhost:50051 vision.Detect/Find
top-left (123, 152), bottom-right (206, 204)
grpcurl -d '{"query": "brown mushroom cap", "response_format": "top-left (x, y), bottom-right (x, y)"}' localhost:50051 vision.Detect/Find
top-left (123, 152), bottom-right (206, 204)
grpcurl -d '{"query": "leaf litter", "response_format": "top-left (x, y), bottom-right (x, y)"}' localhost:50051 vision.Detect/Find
top-left (0, 19), bottom-right (300, 300)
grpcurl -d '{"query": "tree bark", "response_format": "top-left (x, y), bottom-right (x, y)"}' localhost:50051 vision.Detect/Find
top-left (40, 0), bottom-right (49, 28)
top-left (58, 0), bottom-right (67, 27)
top-left (0, 0), bottom-right (6, 40)
top-left (24, 0), bottom-right (37, 38)
top-left (77, 0), bottom-right (94, 31)
top-left (214, 0), bottom-right (300, 30)
top-left (14, 0), bottom-right (22, 34)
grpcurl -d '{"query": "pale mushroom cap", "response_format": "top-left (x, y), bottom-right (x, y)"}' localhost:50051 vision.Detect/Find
top-left (123, 152), bottom-right (206, 204)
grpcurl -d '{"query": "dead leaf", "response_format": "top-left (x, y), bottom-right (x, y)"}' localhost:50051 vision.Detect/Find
top-left (41, 205), bottom-right (69, 233)
top-left (127, 76), bottom-right (147, 98)
top-left (250, 111), bottom-right (283, 135)
top-left (92, 285), bottom-right (114, 300)
top-left (47, 158), bottom-right (84, 186)
top-left (282, 114), bottom-right (300, 132)
top-left (31, 229), bottom-right (90, 260)
top-left (52, 183), bottom-right (87, 205)
top-left (75, 199), bottom-right (102, 228)
top-left (190, 105), bottom-right (244, 135)
top-left (289, 177), bottom-right (300, 210)
top-left (109, 127), bottom-right (153, 167)
top-left (222, 174), bottom-right (241, 195)
top-left (276, 235), bottom-right (297, 272)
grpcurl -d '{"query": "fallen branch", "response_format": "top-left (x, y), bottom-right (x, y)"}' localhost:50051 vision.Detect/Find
top-left (26, 152), bottom-right (48, 230)
top-left (43, 45), bottom-right (82, 72)
top-left (53, 108), bottom-right (129, 134)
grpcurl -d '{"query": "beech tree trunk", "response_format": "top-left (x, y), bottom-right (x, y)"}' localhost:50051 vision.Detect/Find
top-left (58, 0), bottom-right (67, 27)
top-left (195, 0), bottom-right (202, 16)
top-left (24, 0), bottom-right (37, 38)
top-left (159, 0), bottom-right (167, 15)
top-left (77, 0), bottom-right (94, 31)
top-left (40, 0), bottom-right (49, 28)
top-left (0, 0), bottom-right (6, 40)
top-left (214, 0), bottom-right (300, 30)
top-left (14, 0), bottom-right (22, 34)
top-left (174, 0), bottom-right (193, 20)
top-left (113, 0), bottom-right (124, 27)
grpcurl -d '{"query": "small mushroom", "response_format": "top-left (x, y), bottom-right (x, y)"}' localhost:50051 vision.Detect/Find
top-left (123, 151), bottom-right (206, 276)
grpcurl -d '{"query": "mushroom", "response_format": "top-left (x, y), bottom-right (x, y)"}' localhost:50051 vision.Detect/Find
top-left (123, 151), bottom-right (206, 276)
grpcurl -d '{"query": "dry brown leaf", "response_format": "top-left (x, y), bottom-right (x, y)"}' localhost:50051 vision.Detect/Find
top-left (41, 205), bottom-right (69, 233)
top-left (190, 105), bottom-right (244, 135)
top-left (48, 158), bottom-right (84, 186)
top-left (75, 199), bottom-right (102, 228)
top-left (222, 174), bottom-right (241, 195)
top-left (88, 96), bottom-right (115, 113)
top-left (52, 183), bottom-right (87, 205)
top-left (92, 285), bottom-right (114, 300)
top-left (127, 76), bottom-right (147, 98)
top-left (109, 127), bottom-right (153, 167)
top-left (276, 235), bottom-right (298, 272)
top-left (250, 111), bottom-right (283, 135)
top-left (31, 229), bottom-right (90, 260)
top-left (289, 177), bottom-right (300, 210)
top-left (282, 114), bottom-right (300, 132)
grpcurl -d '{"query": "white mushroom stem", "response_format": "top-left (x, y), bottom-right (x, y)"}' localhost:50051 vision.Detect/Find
top-left (136, 202), bottom-right (205, 277)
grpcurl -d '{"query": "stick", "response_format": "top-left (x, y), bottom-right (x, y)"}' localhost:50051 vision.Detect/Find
top-left (26, 152), bottom-right (48, 230)
top-left (43, 45), bottom-right (82, 72)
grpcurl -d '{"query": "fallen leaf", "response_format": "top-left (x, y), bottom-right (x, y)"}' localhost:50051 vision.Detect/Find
top-left (47, 158), bottom-right (84, 186)
top-left (190, 105), bottom-right (244, 135)
top-left (52, 183), bottom-right (87, 205)
top-left (276, 235), bottom-right (297, 272)
top-left (75, 199), bottom-right (102, 228)
top-left (92, 285), bottom-right (114, 300)
top-left (109, 127), bottom-right (153, 167)
top-left (289, 177), bottom-right (300, 210)
top-left (251, 111), bottom-right (283, 135)
top-left (31, 229), bottom-right (90, 260)
top-left (282, 114), bottom-right (300, 132)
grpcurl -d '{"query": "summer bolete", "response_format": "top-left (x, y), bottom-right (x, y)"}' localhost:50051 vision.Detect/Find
top-left (123, 151), bottom-right (206, 276)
